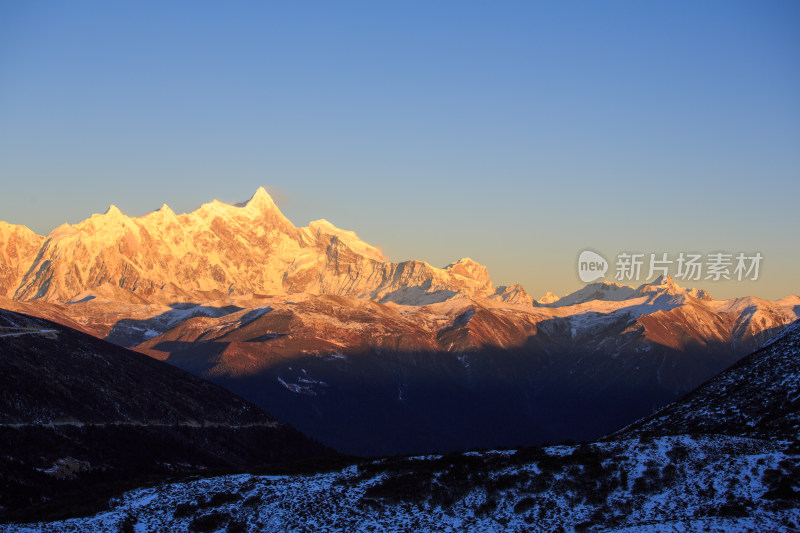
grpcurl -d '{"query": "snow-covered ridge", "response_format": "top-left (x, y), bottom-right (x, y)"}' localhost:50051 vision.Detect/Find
top-left (1, 188), bottom-right (527, 305)
top-left (1, 189), bottom-right (794, 311)
top-left (7, 435), bottom-right (796, 532)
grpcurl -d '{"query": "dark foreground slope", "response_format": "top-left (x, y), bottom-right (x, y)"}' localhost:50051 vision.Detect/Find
top-left (615, 319), bottom-right (800, 440)
top-left (0, 308), bottom-right (333, 523)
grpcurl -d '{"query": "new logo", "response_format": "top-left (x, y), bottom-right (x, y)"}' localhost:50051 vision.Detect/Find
top-left (577, 250), bottom-right (608, 283)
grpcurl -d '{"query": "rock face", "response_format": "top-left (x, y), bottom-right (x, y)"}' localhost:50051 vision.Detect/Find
top-left (4, 188), bottom-right (524, 305)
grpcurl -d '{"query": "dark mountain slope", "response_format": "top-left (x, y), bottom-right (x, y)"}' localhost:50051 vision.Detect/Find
top-left (0, 308), bottom-right (333, 522)
top-left (0, 308), bottom-right (276, 425)
top-left (615, 319), bottom-right (800, 440)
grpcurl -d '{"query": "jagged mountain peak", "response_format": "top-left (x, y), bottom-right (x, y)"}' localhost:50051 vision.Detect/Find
top-left (0, 220), bottom-right (41, 239)
top-left (103, 204), bottom-right (124, 217)
top-left (4, 190), bottom-right (524, 304)
top-left (0, 223), bottom-right (45, 299)
top-left (307, 218), bottom-right (354, 236)
top-left (305, 219), bottom-right (386, 262)
top-left (490, 284), bottom-right (534, 306)
top-left (536, 291), bottom-right (559, 305)
top-left (65, 204), bottom-right (138, 240)
top-left (636, 275), bottom-right (712, 300)
top-left (545, 276), bottom-right (714, 308)
top-left (545, 281), bottom-right (638, 307)
top-left (242, 186), bottom-right (278, 211)
top-left (139, 203), bottom-right (179, 226)
top-left (444, 257), bottom-right (492, 284)
top-left (187, 188), bottom-right (295, 229)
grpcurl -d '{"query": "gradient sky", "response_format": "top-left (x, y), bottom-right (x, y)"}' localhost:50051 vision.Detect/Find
top-left (1, 1), bottom-right (798, 300)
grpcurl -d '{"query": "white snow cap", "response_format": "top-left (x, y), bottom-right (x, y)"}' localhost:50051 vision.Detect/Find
top-left (244, 186), bottom-right (277, 211)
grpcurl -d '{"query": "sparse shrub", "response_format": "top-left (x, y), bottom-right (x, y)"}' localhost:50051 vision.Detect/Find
top-left (527, 471), bottom-right (553, 493)
top-left (618, 468), bottom-right (629, 491)
top-left (188, 511), bottom-right (230, 532)
top-left (537, 453), bottom-right (563, 472)
top-left (697, 485), bottom-right (716, 500)
top-left (513, 496), bottom-right (537, 514)
top-left (362, 472), bottom-right (429, 503)
top-left (118, 514), bottom-right (136, 533)
top-left (491, 471), bottom-right (527, 491)
top-left (226, 519), bottom-right (247, 533)
top-left (475, 495), bottom-right (498, 516)
top-left (666, 443), bottom-right (690, 462)
top-left (207, 491), bottom-right (240, 507)
top-left (631, 460), bottom-right (666, 494)
top-left (661, 463), bottom-right (678, 483)
top-left (716, 497), bottom-right (750, 517)
top-left (632, 472), bottom-right (658, 494)
top-left (762, 470), bottom-right (800, 504)
top-left (512, 446), bottom-right (546, 464)
top-left (242, 494), bottom-right (261, 508)
top-left (174, 502), bottom-right (198, 518)
top-left (591, 506), bottom-right (610, 523)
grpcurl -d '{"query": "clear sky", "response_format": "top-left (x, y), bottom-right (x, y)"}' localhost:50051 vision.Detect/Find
top-left (1, 1), bottom-right (798, 300)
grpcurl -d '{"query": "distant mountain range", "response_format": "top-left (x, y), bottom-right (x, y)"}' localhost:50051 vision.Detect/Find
top-left (1, 188), bottom-right (798, 455)
top-left (0, 187), bottom-right (531, 305)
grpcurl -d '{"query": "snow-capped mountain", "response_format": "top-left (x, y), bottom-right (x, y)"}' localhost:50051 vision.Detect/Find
top-left (1, 188), bottom-right (529, 305)
top-left (539, 275), bottom-right (712, 308)
top-left (1, 189), bottom-right (798, 455)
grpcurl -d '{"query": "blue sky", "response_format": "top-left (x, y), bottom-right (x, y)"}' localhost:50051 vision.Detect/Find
top-left (1, 1), bottom-right (798, 299)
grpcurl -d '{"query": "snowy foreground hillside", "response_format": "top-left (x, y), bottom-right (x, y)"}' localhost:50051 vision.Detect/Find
top-left (6, 435), bottom-right (799, 532)
top-left (6, 319), bottom-right (800, 532)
